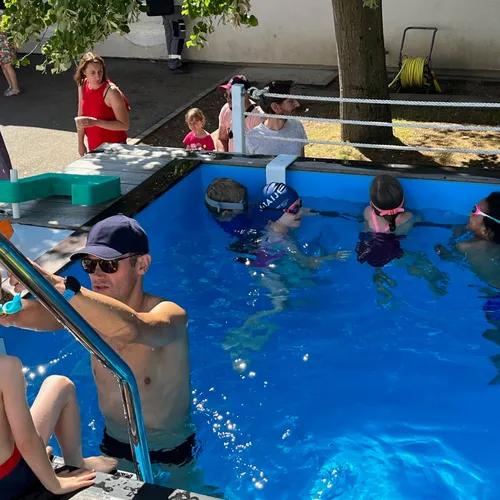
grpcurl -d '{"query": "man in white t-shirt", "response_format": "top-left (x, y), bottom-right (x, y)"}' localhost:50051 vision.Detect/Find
top-left (216, 75), bottom-right (264, 152)
top-left (246, 81), bottom-right (308, 157)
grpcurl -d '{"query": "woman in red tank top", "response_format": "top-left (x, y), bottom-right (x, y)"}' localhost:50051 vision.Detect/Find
top-left (74, 52), bottom-right (130, 156)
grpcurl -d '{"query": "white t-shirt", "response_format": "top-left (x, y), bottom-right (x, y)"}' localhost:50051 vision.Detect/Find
top-left (218, 102), bottom-right (264, 152)
top-left (246, 120), bottom-right (308, 156)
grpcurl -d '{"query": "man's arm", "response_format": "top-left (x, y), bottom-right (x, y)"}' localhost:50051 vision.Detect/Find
top-left (217, 124), bottom-right (229, 152)
top-left (216, 106), bottom-right (229, 152)
top-left (7, 265), bottom-right (186, 347)
top-left (68, 288), bottom-right (187, 347)
top-left (0, 299), bottom-right (62, 331)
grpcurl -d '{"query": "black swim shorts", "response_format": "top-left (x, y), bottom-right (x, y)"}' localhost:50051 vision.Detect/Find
top-left (100, 428), bottom-right (199, 467)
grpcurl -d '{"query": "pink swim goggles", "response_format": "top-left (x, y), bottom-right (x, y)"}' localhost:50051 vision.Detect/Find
top-left (371, 198), bottom-right (405, 217)
top-left (472, 204), bottom-right (500, 224)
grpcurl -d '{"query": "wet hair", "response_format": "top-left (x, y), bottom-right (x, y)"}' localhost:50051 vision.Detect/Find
top-left (185, 108), bottom-right (205, 124)
top-left (205, 178), bottom-right (247, 217)
top-left (370, 175), bottom-right (404, 232)
top-left (249, 80), bottom-right (294, 114)
top-left (483, 192), bottom-right (500, 244)
top-left (74, 52), bottom-right (108, 86)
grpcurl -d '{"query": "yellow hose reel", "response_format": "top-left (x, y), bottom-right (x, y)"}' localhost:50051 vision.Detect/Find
top-left (389, 27), bottom-right (441, 93)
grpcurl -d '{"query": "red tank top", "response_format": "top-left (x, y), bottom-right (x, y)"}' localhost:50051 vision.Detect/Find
top-left (81, 79), bottom-right (130, 151)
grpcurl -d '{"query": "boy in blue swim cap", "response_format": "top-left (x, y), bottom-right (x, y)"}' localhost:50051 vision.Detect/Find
top-left (256, 182), bottom-right (350, 263)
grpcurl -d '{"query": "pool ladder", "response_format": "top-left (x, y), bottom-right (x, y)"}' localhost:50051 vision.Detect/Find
top-left (0, 232), bottom-right (154, 483)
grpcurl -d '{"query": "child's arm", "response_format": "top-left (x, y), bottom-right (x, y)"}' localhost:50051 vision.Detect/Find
top-left (1, 357), bottom-right (95, 494)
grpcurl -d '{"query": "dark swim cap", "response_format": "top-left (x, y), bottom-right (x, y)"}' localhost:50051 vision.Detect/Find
top-left (259, 182), bottom-right (300, 222)
top-left (356, 232), bottom-right (404, 268)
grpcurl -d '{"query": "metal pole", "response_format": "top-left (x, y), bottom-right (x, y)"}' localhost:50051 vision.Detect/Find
top-left (0, 233), bottom-right (153, 483)
top-left (10, 169), bottom-right (20, 219)
top-left (231, 83), bottom-right (246, 154)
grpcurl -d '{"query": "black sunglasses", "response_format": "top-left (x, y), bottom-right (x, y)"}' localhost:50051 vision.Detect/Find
top-left (81, 254), bottom-right (139, 274)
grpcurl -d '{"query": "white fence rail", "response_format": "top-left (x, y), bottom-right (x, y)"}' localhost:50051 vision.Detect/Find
top-left (230, 84), bottom-right (500, 157)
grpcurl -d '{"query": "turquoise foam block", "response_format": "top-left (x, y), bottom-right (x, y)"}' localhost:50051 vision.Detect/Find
top-left (0, 173), bottom-right (121, 205)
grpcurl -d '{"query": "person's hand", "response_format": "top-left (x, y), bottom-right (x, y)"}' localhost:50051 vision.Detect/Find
top-left (452, 224), bottom-right (467, 238)
top-left (7, 261), bottom-right (64, 294)
top-left (50, 468), bottom-right (96, 495)
top-left (78, 143), bottom-right (88, 157)
top-left (77, 116), bottom-right (99, 129)
top-left (335, 250), bottom-right (351, 260)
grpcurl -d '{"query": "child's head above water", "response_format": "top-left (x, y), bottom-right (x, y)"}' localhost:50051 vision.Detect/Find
top-left (259, 182), bottom-right (302, 231)
top-left (468, 192), bottom-right (500, 243)
top-left (370, 175), bottom-right (405, 232)
top-left (205, 178), bottom-right (248, 221)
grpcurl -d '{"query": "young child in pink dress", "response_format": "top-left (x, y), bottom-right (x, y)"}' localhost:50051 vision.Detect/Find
top-left (183, 108), bottom-right (215, 151)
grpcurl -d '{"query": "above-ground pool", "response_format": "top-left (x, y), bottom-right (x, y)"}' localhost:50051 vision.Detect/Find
top-left (4, 159), bottom-right (500, 499)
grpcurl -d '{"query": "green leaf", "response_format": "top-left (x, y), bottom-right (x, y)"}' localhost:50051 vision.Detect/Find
top-left (248, 15), bottom-right (258, 27)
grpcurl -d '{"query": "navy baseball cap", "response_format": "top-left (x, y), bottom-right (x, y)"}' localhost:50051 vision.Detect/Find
top-left (70, 214), bottom-right (149, 261)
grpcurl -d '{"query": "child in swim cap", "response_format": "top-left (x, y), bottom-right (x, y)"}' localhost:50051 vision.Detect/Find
top-left (364, 175), bottom-right (414, 233)
top-left (258, 182), bottom-right (302, 234)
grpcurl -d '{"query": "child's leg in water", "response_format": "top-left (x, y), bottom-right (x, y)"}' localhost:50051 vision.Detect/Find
top-left (373, 268), bottom-right (398, 307)
top-left (403, 250), bottom-right (450, 297)
top-left (222, 272), bottom-right (289, 368)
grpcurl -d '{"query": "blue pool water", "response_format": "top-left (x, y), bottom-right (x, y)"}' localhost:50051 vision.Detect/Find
top-left (3, 166), bottom-right (500, 499)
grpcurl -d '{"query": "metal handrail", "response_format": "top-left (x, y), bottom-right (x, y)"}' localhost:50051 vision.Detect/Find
top-left (0, 233), bottom-right (154, 483)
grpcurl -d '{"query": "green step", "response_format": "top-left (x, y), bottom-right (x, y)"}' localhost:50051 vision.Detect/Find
top-left (0, 173), bottom-right (121, 205)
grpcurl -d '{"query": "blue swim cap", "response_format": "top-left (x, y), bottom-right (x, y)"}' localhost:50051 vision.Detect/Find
top-left (259, 182), bottom-right (300, 222)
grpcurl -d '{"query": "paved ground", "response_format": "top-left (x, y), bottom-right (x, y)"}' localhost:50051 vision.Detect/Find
top-left (0, 56), bottom-right (236, 176)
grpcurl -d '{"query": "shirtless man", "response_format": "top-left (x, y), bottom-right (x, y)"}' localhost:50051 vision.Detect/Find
top-left (0, 214), bottom-right (198, 489)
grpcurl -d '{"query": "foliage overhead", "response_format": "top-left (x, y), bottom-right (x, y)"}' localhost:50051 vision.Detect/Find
top-left (0, 0), bottom-right (258, 73)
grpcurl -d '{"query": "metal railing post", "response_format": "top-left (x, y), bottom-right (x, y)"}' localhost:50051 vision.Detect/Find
top-left (231, 83), bottom-right (246, 153)
top-left (0, 233), bottom-right (154, 484)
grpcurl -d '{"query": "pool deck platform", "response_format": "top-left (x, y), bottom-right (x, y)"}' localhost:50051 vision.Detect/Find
top-left (0, 143), bottom-right (184, 231)
top-left (22, 458), bottom-right (217, 500)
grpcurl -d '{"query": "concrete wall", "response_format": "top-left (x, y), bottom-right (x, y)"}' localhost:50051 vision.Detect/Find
top-left (26, 0), bottom-right (500, 71)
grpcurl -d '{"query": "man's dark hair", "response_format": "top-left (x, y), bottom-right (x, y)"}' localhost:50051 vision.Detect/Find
top-left (250, 80), bottom-right (294, 114)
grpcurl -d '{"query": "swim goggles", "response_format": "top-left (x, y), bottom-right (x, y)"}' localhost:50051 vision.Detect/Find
top-left (0, 293), bottom-right (23, 317)
top-left (205, 193), bottom-right (248, 213)
top-left (263, 199), bottom-right (302, 215)
top-left (472, 204), bottom-right (500, 224)
top-left (283, 199), bottom-right (302, 215)
top-left (371, 198), bottom-right (405, 217)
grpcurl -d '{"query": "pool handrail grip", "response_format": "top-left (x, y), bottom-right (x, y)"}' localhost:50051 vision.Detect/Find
top-left (0, 233), bottom-right (154, 484)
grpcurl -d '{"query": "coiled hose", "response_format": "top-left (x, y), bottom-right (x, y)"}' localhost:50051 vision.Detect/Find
top-left (389, 57), bottom-right (441, 92)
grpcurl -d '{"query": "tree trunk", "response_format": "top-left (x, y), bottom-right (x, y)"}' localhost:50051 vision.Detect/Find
top-left (331, 0), bottom-right (393, 144)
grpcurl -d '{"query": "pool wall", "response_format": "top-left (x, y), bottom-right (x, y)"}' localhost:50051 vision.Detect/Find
top-left (200, 163), bottom-right (500, 216)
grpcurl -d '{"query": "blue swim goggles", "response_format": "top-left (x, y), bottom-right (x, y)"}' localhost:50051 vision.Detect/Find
top-left (0, 293), bottom-right (23, 316)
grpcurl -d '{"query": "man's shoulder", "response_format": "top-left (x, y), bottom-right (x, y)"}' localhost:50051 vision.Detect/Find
top-left (247, 122), bottom-right (266, 136)
top-left (144, 294), bottom-right (180, 312)
top-left (285, 119), bottom-right (307, 138)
